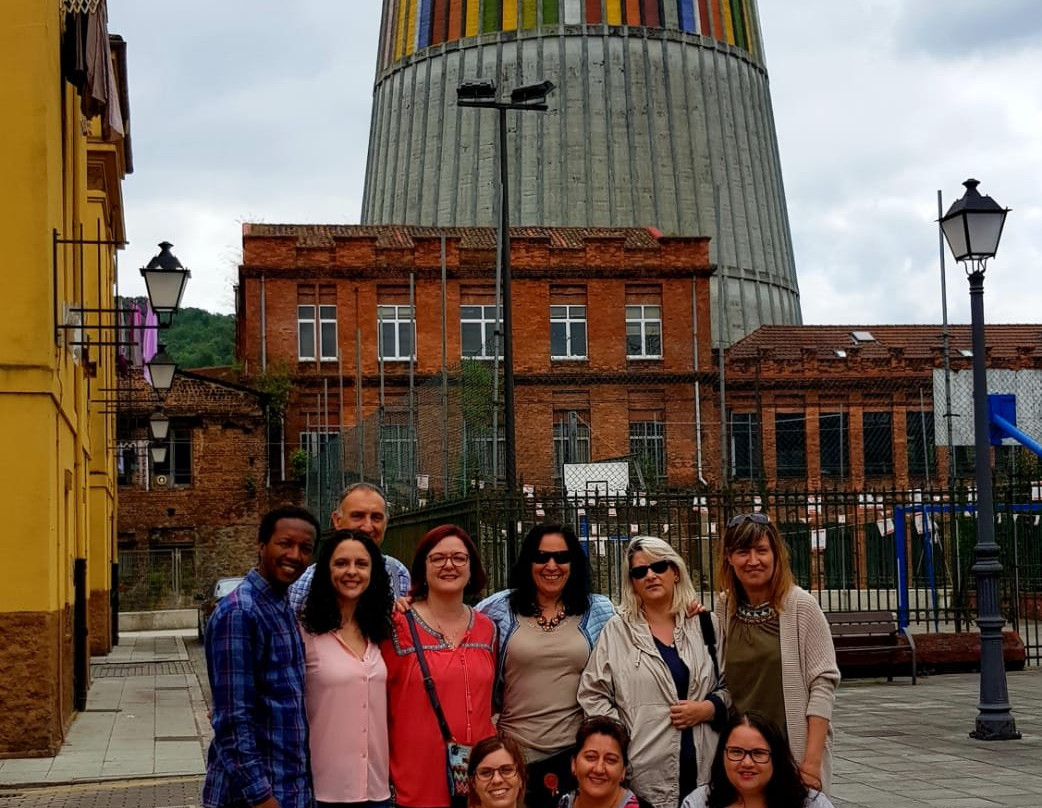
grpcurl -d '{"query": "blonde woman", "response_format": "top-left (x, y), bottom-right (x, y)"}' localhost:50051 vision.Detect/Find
top-left (578, 537), bottom-right (729, 808)
top-left (715, 514), bottom-right (839, 793)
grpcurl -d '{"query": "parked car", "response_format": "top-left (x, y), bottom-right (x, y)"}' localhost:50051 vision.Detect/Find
top-left (197, 576), bottom-right (245, 641)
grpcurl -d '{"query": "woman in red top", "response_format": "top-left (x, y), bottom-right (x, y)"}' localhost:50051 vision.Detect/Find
top-left (383, 524), bottom-right (497, 808)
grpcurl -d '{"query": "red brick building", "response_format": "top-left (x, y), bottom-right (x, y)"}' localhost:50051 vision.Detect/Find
top-left (117, 370), bottom-right (271, 605)
top-left (723, 325), bottom-right (1042, 491)
top-left (236, 225), bottom-right (718, 500)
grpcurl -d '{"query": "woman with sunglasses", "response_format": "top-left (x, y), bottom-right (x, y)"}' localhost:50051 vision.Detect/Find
top-left (716, 514), bottom-right (839, 794)
top-left (476, 524), bottom-right (614, 808)
top-left (383, 524), bottom-right (497, 808)
top-left (467, 735), bottom-right (528, 808)
top-left (681, 713), bottom-right (835, 808)
top-left (579, 537), bottom-right (728, 808)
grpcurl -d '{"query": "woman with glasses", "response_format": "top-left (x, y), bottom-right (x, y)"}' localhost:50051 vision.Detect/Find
top-left (300, 530), bottom-right (394, 808)
top-left (467, 735), bottom-right (528, 808)
top-left (680, 713), bottom-right (835, 808)
top-left (476, 524), bottom-right (614, 808)
top-left (579, 537), bottom-right (729, 808)
top-left (716, 514), bottom-right (839, 794)
top-left (383, 524), bottom-right (497, 808)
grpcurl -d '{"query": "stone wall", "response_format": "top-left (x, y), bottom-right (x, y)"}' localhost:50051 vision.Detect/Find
top-left (0, 610), bottom-right (68, 758)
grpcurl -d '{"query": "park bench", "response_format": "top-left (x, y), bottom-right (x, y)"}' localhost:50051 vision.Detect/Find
top-left (827, 610), bottom-right (917, 684)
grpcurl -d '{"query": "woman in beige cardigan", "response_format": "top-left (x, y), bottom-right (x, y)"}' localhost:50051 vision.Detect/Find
top-left (579, 537), bottom-right (728, 808)
top-left (715, 514), bottom-right (840, 794)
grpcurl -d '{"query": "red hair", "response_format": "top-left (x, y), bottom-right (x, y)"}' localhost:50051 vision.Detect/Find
top-left (409, 524), bottom-right (487, 599)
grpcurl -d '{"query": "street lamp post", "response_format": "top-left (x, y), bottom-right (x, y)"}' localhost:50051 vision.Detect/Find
top-left (457, 78), bottom-right (555, 562)
top-left (939, 178), bottom-right (1020, 741)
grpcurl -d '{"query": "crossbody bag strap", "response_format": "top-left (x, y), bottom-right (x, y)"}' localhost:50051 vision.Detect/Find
top-left (698, 610), bottom-right (720, 683)
top-left (405, 610), bottom-right (454, 743)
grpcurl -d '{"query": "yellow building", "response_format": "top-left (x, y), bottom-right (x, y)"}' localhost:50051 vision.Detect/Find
top-left (0, 1), bottom-right (131, 755)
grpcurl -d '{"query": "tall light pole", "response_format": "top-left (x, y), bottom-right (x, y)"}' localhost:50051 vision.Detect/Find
top-left (457, 78), bottom-right (555, 563)
top-left (939, 178), bottom-right (1020, 741)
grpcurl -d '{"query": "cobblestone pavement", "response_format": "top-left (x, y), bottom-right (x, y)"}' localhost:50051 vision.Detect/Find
top-left (0, 776), bottom-right (202, 808)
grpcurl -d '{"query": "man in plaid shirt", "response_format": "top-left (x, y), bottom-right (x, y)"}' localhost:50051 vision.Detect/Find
top-left (203, 505), bottom-right (319, 808)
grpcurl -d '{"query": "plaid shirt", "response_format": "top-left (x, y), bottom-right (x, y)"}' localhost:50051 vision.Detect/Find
top-left (288, 554), bottom-right (410, 614)
top-left (203, 569), bottom-right (311, 808)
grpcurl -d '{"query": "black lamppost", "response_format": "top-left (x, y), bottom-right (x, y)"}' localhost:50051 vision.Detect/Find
top-left (456, 78), bottom-right (555, 561)
top-left (939, 178), bottom-right (1020, 741)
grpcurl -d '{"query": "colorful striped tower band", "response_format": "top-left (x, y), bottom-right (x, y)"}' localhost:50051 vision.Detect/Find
top-left (378, 0), bottom-right (762, 71)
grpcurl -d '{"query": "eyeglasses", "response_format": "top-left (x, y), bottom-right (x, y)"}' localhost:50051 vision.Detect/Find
top-left (474, 764), bottom-right (519, 781)
top-left (629, 559), bottom-right (672, 580)
top-left (727, 513), bottom-right (770, 529)
top-left (532, 550), bottom-right (572, 565)
top-left (427, 552), bottom-right (470, 568)
top-left (724, 746), bottom-right (772, 764)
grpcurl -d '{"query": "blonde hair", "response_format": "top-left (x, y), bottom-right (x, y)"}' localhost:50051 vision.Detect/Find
top-left (717, 515), bottom-right (794, 613)
top-left (619, 536), bottom-right (697, 619)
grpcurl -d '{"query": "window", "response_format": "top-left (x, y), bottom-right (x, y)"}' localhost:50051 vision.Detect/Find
top-left (553, 411), bottom-right (591, 476)
top-left (954, 445), bottom-right (975, 477)
top-left (153, 425), bottom-right (193, 487)
top-left (906, 411), bottom-right (935, 477)
top-left (775, 413), bottom-right (806, 478)
top-left (630, 420), bottom-right (666, 479)
top-left (380, 422), bottom-right (416, 484)
top-left (463, 422), bottom-right (505, 482)
top-left (297, 286), bottom-right (337, 361)
top-left (730, 412), bottom-right (760, 479)
top-left (297, 305), bottom-right (316, 360)
top-left (461, 304), bottom-right (501, 359)
top-left (378, 305), bottom-right (415, 361)
top-left (626, 305), bottom-right (662, 358)
top-left (117, 440), bottom-right (148, 487)
top-left (819, 411), bottom-right (849, 478)
top-left (863, 412), bottom-right (894, 476)
top-left (299, 430), bottom-right (336, 456)
top-left (550, 305), bottom-right (587, 359)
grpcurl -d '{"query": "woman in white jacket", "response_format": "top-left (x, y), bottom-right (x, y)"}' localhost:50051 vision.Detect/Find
top-left (578, 537), bottom-right (729, 808)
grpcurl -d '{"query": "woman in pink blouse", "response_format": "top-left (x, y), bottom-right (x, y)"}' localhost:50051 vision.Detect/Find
top-left (300, 529), bottom-right (394, 808)
top-left (383, 524), bottom-right (497, 808)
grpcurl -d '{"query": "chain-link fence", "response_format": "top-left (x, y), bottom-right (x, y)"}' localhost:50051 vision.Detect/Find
top-left (117, 548), bottom-right (197, 611)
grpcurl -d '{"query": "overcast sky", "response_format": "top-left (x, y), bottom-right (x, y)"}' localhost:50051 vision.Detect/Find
top-left (109, 1), bottom-right (1042, 327)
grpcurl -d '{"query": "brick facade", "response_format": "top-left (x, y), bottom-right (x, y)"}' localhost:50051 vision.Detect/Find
top-left (237, 225), bottom-right (718, 496)
top-left (723, 325), bottom-right (1042, 491)
top-left (117, 370), bottom-right (271, 597)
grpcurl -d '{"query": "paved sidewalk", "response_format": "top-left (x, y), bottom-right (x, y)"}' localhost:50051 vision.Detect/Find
top-left (1, 629), bottom-right (1039, 808)
top-left (0, 630), bottom-right (210, 786)
top-left (831, 667), bottom-right (1042, 807)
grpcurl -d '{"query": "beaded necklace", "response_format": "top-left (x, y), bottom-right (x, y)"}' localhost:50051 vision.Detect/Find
top-left (532, 603), bottom-right (568, 632)
top-left (736, 601), bottom-right (776, 624)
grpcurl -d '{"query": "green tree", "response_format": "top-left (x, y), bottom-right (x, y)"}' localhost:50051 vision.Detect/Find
top-left (163, 307), bottom-right (235, 369)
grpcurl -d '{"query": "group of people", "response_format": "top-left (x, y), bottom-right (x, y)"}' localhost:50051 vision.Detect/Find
top-left (202, 483), bottom-right (840, 808)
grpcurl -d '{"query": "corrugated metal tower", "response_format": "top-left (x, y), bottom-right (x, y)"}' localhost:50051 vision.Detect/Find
top-left (361, 0), bottom-right (801, 344)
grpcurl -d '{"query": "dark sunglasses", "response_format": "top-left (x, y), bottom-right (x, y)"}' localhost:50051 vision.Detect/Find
top-left (629, 559), bottom-right (672, 579)
top-left (727, 512), bottom-right (770, 528)
top-left (532, 550), bottom-right (572, 565)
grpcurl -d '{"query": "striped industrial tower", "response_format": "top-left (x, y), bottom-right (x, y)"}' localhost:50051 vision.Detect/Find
top-left (361, 0), bottom-right (801, 344)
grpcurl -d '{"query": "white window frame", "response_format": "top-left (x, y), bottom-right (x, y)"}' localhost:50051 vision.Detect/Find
top-left (380, 422), bottom-right (417, 483)
top-left (297, 304), bottom-right (316, 361)
top-left (299, 430), bottom-right (337, 456)
top-left (626, 304), bottom-right (662, 359)
top-left (378, 305), bottom-right (415, 361)
top-left (550, 305), bottom-right (587, 360)
top-left (319, 305), bottom-right (338, 361)
top-left (460, 304), bottom-right (502, 359)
